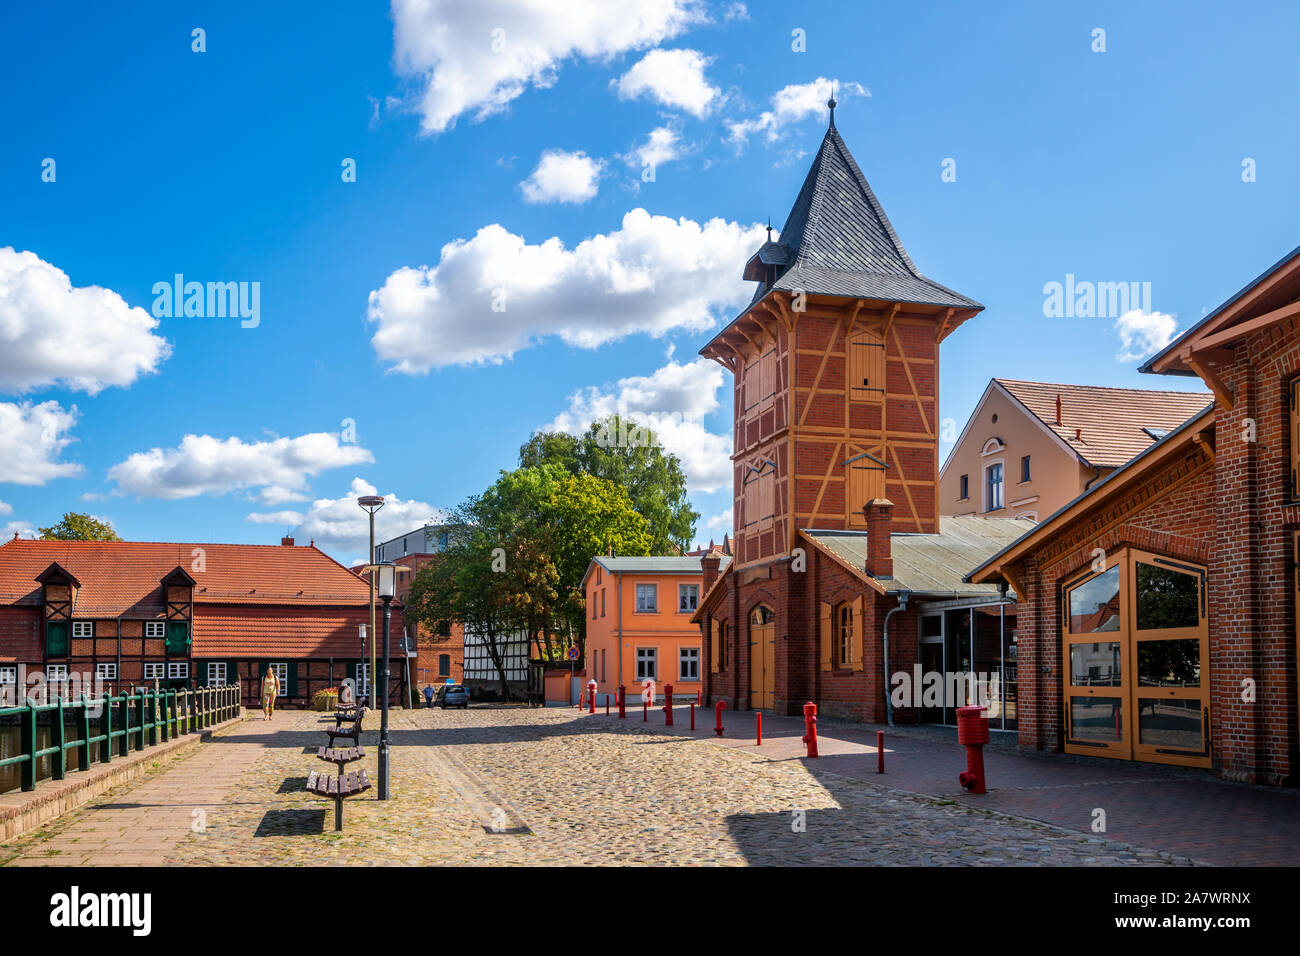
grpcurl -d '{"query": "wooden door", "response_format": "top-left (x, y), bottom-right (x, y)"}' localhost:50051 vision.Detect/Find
top-left (749, 606), bottom-right (775, 710)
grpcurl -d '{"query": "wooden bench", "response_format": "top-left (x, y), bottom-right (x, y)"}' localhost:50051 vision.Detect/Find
top-left (333, 695), bottom-right (368, 726)
top-left (306, 745), bottom-right (370, 830)
top-left (326, 706), bottom-right (366, 746)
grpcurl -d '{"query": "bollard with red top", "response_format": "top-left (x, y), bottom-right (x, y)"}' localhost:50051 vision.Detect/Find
top-left (587, 680), bottom-right (596, 714)
top-left (877, 730), bottom-right (884, 774)
top-left (801, 702), bottom-right (819, 758)
top-left (956, 705), bottom-right (989, 794)
top-left (617, 685), bottom-right (626, 719)
top-left (689, 701), bottom-right (695, 731)
top-left (605, 694), bottom-right (610, 716)
top-left (663, 683), bottom-right (674, 726)
top-left (714, 700), bottom-right (726, 736)
top-left (643, 699), bottom-right (647, 721)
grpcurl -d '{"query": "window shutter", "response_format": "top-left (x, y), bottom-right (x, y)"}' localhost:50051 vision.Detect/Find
top-left (710, 619), bottom-right (720, 673)
top-left (46, 621), bottom-right (69, 657)
top-left (196, 661), bottom-right (208, 686)
top-left (287, 662), bottom-right (299, 698)
top-left (819, 602), bottom-right (832, 672)
top-left (229, 661), bottom-right (240, 690)
top-left (849, 596), bottom-right (864, 671)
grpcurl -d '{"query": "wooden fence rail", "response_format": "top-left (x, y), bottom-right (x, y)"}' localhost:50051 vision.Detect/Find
top-left (0, 684), bottom-right (241, 793)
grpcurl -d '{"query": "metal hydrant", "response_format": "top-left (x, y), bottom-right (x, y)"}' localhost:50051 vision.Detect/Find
top-left (801, 701), bottom-right (819, 758)
top-left (714, 700), bottom-right (726, 736)
top-left (956, 705), bottom-right (989, 794)
top-left (587, 680), bottom-right (597, 714)
top-left (663, 683), bottom-right (674, 726)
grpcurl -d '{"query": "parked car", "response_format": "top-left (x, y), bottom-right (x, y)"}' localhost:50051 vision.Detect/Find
top-left (435, 683), bottom-right (470, 709)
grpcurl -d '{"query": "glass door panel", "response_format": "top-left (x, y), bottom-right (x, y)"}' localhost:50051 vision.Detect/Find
top-left (1063, 558), bottom-right (1131, 759)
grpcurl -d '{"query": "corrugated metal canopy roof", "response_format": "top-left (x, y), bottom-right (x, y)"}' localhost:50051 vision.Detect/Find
top-left (804, 516), bottom-right (1036, 599)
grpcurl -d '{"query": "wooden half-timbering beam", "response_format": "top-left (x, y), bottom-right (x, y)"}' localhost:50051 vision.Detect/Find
top-left (1182, 349), bottom-right (1235, 411)
top-left (934, 307), bottom-right (955, 343)
top-left (1193, 430), bottom-right (1216, 464)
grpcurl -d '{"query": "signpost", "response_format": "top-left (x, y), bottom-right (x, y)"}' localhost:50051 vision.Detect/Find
top-left (566, 645), bottom-right (579, 705)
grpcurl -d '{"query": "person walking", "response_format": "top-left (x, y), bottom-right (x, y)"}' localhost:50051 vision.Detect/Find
top-left (424, 684), bottom-right (434, 708)
top-left (261, 666), bottom-right (280, 720)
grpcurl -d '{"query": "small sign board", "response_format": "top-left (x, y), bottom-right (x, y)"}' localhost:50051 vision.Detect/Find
top-left (566, 646), bottom-right (580, 661)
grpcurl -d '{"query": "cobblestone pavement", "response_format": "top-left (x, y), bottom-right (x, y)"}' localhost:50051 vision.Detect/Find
top-left (0, 707), bottom-right (1197, 866)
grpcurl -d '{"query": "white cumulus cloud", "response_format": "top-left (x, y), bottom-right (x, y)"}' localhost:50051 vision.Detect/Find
top-left (1115, 309), bottom-right (1178, 363)
top-left (615, 48), bottom-right (719, 117)
top-left (0, 247), bottom-right (170, 395)
top-left (247, 477), bottom-right (448, 559)
top-left (726, 78), bottom-right (868, 147)
top-left (367, 209), bottom-right (766, 371)
top-left (391, 0), bottom-right (706, 134)
top-left (0, 401), bottom-right (82, 485)
top-left (108, 432), bottom-right (373, 503)
top-left (625, 125), bottom-right (687, 172)
top-left (520, 149), bottom-right (605, 204)
top-left (545, 356), bottom-right (732, 494)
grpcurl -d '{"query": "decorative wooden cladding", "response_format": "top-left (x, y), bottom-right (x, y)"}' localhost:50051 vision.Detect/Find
top-left (711, 292), bottom-right (947, 567)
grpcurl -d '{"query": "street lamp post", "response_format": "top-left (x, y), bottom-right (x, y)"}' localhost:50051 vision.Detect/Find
top-left (357, 495), bottom-right (385, 704)
top-left (370, 562), bottom-right (401, 800)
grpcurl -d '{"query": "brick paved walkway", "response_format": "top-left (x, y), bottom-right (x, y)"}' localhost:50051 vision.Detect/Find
top-left (0, 707), bottom-right (1202, 866)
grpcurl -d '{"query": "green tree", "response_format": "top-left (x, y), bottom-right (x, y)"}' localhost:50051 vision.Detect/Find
top-left (39, 512), bottom-right (121, 541)
top-left (519, 414), bottom-right (699, 553)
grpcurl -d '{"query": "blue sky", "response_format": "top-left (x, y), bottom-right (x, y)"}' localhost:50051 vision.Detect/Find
top-left (0, 0), bottom-right (1292, 563)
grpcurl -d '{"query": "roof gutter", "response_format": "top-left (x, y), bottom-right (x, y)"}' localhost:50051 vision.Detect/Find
top-left (882, 591), bottom-right (910, 727)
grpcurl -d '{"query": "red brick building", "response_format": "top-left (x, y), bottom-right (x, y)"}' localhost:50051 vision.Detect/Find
top-left (0, 536), bottom-right (406, 708)
top-left (970, 245), bottom-right (1300, 785)
top-left (694, 106), bottom-right (1029, 728)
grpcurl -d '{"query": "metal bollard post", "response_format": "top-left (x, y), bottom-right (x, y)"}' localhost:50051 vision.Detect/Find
top-left (690, 701), bottom-right (695, 731)
top-left (877, 730), bottom-right (884, 773)
top-left (756, 711), bottom-right (762, 747)
top-left (664, 683), bottom-right (673, 726)
top-left (618, 685), bottom-right (626, 719)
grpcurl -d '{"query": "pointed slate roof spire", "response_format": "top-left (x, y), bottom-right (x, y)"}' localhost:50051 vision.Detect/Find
top-left (742, 118), bottom-right (980, 311)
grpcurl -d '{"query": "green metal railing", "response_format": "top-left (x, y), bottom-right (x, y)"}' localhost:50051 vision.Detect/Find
top-left (0, 684), bottom-right (241, 794)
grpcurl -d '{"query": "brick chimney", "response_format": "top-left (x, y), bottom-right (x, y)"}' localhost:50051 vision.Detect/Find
top-left (864, 498), bottom-right (894, 578)
top-left (701, 553), bottom-right (721, 593)
top-left (280, 536), bottom-right (294, 547)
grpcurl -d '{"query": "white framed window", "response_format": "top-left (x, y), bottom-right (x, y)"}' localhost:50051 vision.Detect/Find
top-left (168, 662), bottom-right (189, 680)
top-left (0, 666), bottom-right (16, 684)
top-left (72, 621), bottom-right (93, 638)
top-left (144, 621), bottom-right (165, 639)
top-left (96, 663), bottom-right (117, 680)
top-left (269, 663), bottom-right (287, 696)
top-left (635, 647), bottom-right (658, 681)
top-left (144, 662), bottom-right (165, 680)
top-left (679, 647), bottom-right (700, 681)
top-left (678, 583), bottom-right (699, 612)
top-left (207, 662), bottom-right (227, 685)
top-left (985, 461), bottom-right (1005, 512)
top-left (46, 664), bottom-right (68, 681)
top-left (635, 583), bottom-right (658, 613)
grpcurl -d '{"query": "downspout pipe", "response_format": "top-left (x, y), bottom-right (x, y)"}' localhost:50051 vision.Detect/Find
top-left (615, 570), bottom-right (623, 694)
top-left (882, 591), bottom-right (910, 727)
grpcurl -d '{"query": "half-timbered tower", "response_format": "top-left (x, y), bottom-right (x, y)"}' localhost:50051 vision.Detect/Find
top-left (695, 105), bottom-right (1033, 725)
top-left (700, 102), bottom-right (983, 566)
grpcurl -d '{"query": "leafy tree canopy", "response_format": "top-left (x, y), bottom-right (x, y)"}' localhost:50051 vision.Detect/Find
top-left (519, 415), bottom-right (699, 554)
top-left (39, 512), bottom-right (121, 541)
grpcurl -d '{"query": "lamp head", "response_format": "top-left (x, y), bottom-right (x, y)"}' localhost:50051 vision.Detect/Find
top-left (357, 495), bottom-right (385, 514)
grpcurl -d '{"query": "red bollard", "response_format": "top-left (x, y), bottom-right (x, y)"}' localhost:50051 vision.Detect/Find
top-left (588, 685), bottom-right (595, 714)
top-left (801, 702), bottom-right (819, 758)
top-left (690, 701), bottom-right (695, 731)
top-left (957, 705), bottom-right (989, 794)
top-left (697, 689), bottom-right (701, 706)
top-left (756, 711), bottom-right (763, 746)
top-left (618, 685), bottom-right (626, 719)
top-left (714, 700), bottom-right (726, 736)
top-left (605, 695), bottom-right (610, 716)
top-left (643, 700), bottom-right (647, 722)
top-left (664, 683), bottom-right (674, 726)
top-left (877, 730), bottom-right (884, 774)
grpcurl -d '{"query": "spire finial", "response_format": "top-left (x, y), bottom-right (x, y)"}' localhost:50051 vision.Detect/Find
top-left (766, 216), bottom-right (772, 241)
top-left (828, 84), bottom-right (837, 127)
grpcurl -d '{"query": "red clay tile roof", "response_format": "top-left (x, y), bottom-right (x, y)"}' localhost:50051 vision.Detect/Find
top-left (0, 539), bottom-right (369, 616)
top-left (193, 605), bottom-right (405, 658)
top-left (996, 379), bottom-right (1213, 468)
